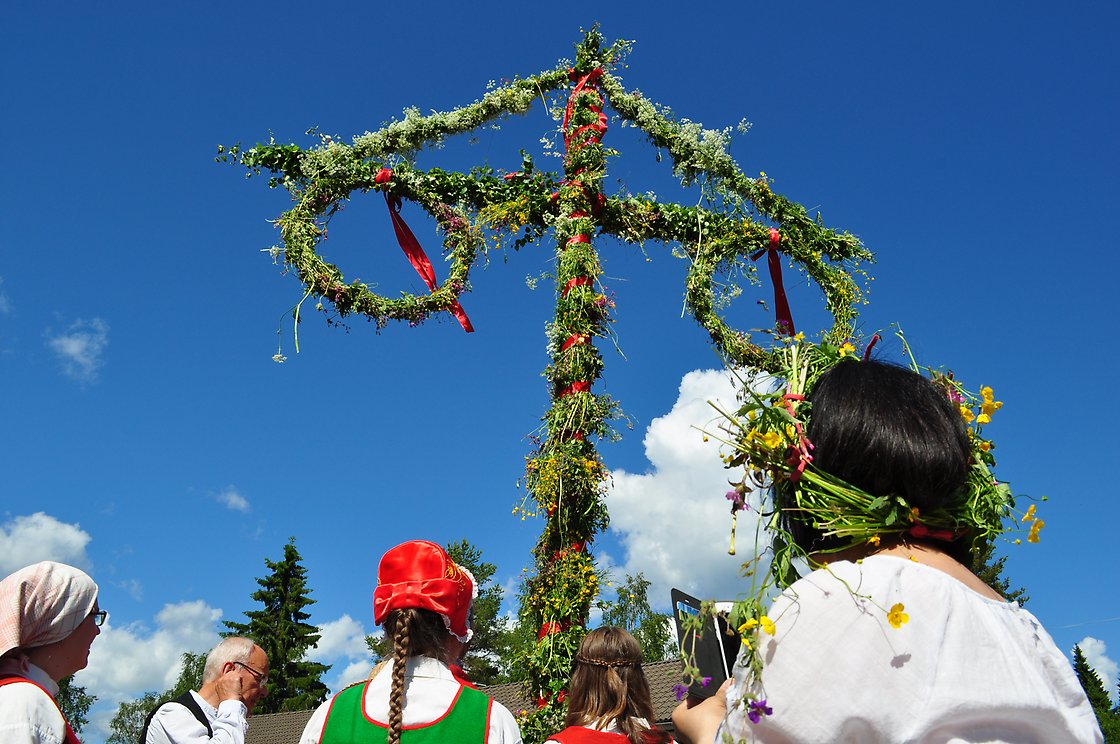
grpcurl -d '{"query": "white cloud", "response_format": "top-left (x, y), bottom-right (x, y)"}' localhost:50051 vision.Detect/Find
top-left (0, 275), bottom-right (11, 314)
top-left (45, 317), bottom-right (109, 383)
top-left (1080, 636), bottom-right (1119, 706)
top-left (603, 368), bottom-right (774, 608)
top-left (77, 600), bottom-right (224, 744)
top-left (309, 614), bottom-right (374, 693)
top-left (216, 486), bottom-right (250, 513)
top-left (0, 512), bottom-right (92, 575)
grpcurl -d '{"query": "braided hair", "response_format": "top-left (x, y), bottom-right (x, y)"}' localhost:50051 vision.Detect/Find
top-left (562, 627), bottom-right (671, 744)
top-left (381, 608), bottom-right (454, 744)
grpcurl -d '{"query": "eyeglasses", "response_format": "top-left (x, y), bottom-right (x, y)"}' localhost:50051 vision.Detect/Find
top-left (89, 610), bottom-right (108, 627)
top-left (235, 661), bottom-right (269, 686)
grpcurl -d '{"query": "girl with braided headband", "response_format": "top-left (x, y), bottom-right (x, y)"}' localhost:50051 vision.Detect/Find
top-left (298, 540), bottom-right (522, 744)
top-left (546, 627), bottom-right (672, 744)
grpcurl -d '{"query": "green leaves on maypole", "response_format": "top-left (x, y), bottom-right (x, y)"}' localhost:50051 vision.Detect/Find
top-left (517, 30), bottom-right (622, 739)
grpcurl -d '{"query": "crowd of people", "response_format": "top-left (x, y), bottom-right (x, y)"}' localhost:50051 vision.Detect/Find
top-left (1, 360), bottom-right (1105, 743)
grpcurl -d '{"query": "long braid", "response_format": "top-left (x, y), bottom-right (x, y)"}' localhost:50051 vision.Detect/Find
top-left (387, 608), bottom-right (414, 744)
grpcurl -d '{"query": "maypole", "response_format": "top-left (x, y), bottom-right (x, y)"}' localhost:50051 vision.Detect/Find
top-left (221, 27), bottom-right (871, 742)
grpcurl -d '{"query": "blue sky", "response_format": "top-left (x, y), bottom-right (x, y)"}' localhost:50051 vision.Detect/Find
top-left (2, 2), bottom-right (1117, 740)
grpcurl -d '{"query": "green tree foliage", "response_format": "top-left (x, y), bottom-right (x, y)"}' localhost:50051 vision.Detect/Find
top-left (223, 537), bottom-right (330, 713)
top-left (1072, 644), bottom-right (1120, 742)
top-left (366, 539), bottom-right (514, 686)
top-left (107, 691), bottom-right (160, 744)
top-left (970, 540), bottom-right (1029, 605)
top-left (598, 573), bottom-right (674, 663)
top-left (106, 651), bottom-right (208, 744)
top-left (56, 676), bottom-right (96, 734)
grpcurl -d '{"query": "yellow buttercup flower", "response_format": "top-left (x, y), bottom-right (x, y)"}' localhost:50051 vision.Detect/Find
top-left (838, 342), bottom-right (856, 358)
top-left (1028, 519), bottom-right (1045, 543)
top-left (1021, 504), bottom-right (1037, 523)
top-left (760, 616), bottom-right (776, 636)
top-left (738, 618), bottom-right (758, 634)
top-left (887, 603), bottom-right (909, 629)
top-left (959, 405), bottom-right (975, 423)
top-left (976, 413), bottom-right (991, 425)
top-left (868, 535), bottom-right (881, 547)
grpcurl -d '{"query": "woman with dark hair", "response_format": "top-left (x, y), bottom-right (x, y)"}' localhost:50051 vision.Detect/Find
top-left (546, 627), bottom-right (672, 744)
top-left (298, 540), bottom-right (522, 744)
top-left (0, 561), bottom-right (104, 744)
top-left (674, 357), bottom-right (1102, 743)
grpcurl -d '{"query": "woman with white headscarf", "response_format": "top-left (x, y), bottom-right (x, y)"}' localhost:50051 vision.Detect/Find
top-left (0, 561), bottom-right (104, 744)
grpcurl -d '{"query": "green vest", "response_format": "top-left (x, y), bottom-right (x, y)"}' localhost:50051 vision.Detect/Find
top-left (319, 679), bottom-right (491, 744)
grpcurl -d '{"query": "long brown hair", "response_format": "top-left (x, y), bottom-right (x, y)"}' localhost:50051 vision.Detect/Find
top-left (562, 627), bottom-right (671, 744)
top-left (382, 608), bottom-right (453, 744)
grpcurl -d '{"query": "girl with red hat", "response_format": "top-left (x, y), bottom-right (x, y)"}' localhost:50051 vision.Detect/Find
top-left (299, 540), bottom-right (522, 744)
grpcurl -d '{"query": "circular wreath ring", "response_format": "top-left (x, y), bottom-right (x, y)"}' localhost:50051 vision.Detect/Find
top-left (276, 163), bottom-right (484, 328)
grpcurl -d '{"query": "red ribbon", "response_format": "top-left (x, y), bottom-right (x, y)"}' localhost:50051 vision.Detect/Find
top-left (863, 333), bottom-right (881, 361)
top-left (750, 228), bottom-right (796, 336)
top-left (562, 276), bottom-right (592, 297)
top-left (908, 523), bottom-right (961, 542)
top-left (560, 334), bottom-right (587, 352)
top-left (565, 233), bottom-right (591, 249)
top-left (537, 620), bottom-right (571, 640)
top-left (375, 169), bottom-right (474, 333)
top-left (559, 381), bottom-right (591, 397)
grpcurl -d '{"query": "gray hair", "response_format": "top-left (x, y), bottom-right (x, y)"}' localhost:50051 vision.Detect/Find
top-left (202, 637), bottom-right (257, 683)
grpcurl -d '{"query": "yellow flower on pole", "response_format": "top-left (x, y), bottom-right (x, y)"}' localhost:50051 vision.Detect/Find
top-left (887, 603), bottom-right (909, 629)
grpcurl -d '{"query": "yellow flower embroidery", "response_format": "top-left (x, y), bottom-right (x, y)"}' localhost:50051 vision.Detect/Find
top-left (887, 603), bottom-right (909, 629)
top-left (1028, 519), bottom-right (1045, 543)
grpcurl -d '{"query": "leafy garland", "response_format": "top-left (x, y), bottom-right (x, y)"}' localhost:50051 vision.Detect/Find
top-left (222, 28), bottom-right (870, 743)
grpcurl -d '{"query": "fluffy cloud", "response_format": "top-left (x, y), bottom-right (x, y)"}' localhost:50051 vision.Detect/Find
top-left (1080, 636), bottom-right (1119, 706)
top-left (216, 486), bottom-right (250, 513)
top-left (77, 600), bottom-right (225, 743)
top-left (603, 369), bottom-right (774, 608)
top-left (309, 614), bottom-right (373, 693)
top-left (0, 512), bottom-right (92, 575)
top-left (45, 317), bottom-right (109, 383)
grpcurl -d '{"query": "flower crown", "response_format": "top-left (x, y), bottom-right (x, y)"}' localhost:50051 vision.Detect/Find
top-left (684, 330), bottom-right (1044, 729)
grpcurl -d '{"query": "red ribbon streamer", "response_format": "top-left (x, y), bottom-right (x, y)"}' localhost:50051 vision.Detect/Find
top-left (562, 276), bottom-right (592, 297)
top-left (375, 169), bottom-right (474, 333)
top-left (559, 381), bottom-right (591, 397)
top-left (863, 333), bottom-right (881, 361)
top-left (565, 233), bottom-right (591, 249)
top-left (750, 228), bottom-right (796, 336)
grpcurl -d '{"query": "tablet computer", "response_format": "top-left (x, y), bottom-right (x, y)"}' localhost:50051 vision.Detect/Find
top-left (670, 588), bottom-right (740, 699)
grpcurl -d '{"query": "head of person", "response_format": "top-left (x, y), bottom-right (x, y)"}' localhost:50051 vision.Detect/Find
top-left (564, 627), bottom-right (668, 744)
top-left (781, 358), bottom-right (973, 561)
top-left (201, 636), bottom-right (270, 712)
top-left (0, 561), bottom-right (103, 683)
top-left (372, 540), bottom-right (476, 744)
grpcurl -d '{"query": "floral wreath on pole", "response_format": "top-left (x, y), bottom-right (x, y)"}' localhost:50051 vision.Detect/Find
top-left (222, 28), bottom-right (872, 742)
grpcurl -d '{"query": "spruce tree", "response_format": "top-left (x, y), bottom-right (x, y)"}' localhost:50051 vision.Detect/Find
top-left (1072, 644), bottom-right (1120, 741)
top-left (970, 539), bottom-right (1029, 605)
top-left (224, 537), bottom-right (330, 713)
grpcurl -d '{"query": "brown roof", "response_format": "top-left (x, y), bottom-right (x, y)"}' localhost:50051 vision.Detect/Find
top-left (245, 660), bottom-right (685, 744)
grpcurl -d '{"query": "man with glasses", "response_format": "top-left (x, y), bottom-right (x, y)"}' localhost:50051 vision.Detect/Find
top-left (142, 636), bottom-right (269, 744)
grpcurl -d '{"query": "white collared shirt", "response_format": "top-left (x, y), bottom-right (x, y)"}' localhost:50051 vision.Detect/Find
top-left (144, 689), bottom-right (249, 744)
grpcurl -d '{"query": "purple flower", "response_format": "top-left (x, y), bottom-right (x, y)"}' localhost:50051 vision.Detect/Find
top-left (700, 676), bottom-right (712, 687)
top-left (747, 698), bottom-right (773, 724)
top-left (726, 489), bottom-right (748, 513)
top-left (672, 684), bottom-right (688, 701)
